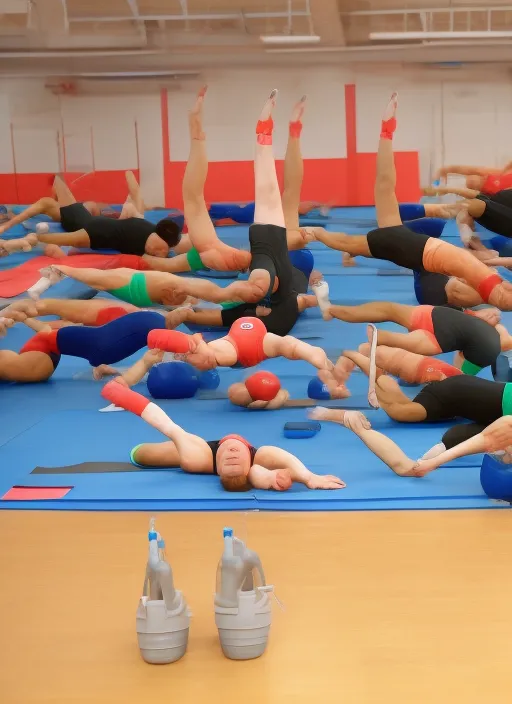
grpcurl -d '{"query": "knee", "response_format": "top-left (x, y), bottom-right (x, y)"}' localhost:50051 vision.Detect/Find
top-left (39, 197), bottom-right (58, 209)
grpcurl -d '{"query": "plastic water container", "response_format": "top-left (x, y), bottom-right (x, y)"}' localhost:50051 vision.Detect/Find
top-left (136, 518), bottom-right (190, 664)
top-left (214, 528), bottom-right (272, 661)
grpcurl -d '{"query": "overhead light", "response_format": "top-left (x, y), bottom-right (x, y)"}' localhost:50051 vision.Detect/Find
top-left (370, 31), bottom-right (512, 41)
top-left (260, 35), bottom-right (321, 44)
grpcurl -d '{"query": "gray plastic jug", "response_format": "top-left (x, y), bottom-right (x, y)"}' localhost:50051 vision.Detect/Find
top-left (214, 527), bottom-right (272, 660)
top-left (136, 518), bottom-right (190, 664)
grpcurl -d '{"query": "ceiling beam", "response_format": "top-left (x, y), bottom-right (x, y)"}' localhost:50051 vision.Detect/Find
top-left (28, 0), bottom-right (68, 34)
top-left (309, 0), bottom-right (345, 45)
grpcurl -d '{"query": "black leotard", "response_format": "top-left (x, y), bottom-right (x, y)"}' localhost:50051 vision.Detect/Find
top-left (430, 307), bottom-right (501, 370)
top-left (413, 375), bottom-right (505, 423)
top-left (59, 202), bottom-right (156, 255)
top-left (207, 440), bottom-right (258, 475)
top-left (367, 225), bottom-right (429, 270)
top-left (474, 194), bottom-right (512, 238)
top-left (220, 223), bottom-right (305, 336)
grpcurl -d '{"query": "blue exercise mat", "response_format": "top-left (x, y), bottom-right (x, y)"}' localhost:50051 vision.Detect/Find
top-left (0, 205), bottom-right (509, 511)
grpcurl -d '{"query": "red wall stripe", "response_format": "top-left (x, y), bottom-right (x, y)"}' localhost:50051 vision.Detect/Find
top-left (160, 88), bottom-right (171, 207)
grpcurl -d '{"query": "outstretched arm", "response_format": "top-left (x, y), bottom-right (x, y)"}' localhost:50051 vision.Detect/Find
top-left (256, 445), bottom-right (345, 488)
top-left (308, 409), bottom-right (421, 477)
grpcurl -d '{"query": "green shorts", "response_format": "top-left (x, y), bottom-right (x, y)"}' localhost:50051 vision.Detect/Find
top-left (502, 383), bottom-right (512, 416)
top-left (186, 247), bottom-right (207, 272)
top-left (461, 359), bottom-right (482, 376)
top-left (107, 271), bottom-right (153, 308)
top-left (220, 301), bottom-right (242, 310)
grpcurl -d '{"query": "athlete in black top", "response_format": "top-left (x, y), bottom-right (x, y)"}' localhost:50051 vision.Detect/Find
top-left (46, 202), bottom-right (181, 256)
top-left (220, 223), bottom-right (310, 336)
top-left (207, 440), bottom-right (258, 475)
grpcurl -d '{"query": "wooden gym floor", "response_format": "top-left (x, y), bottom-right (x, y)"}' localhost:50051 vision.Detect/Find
top-left (1, 509), bottom-right (511, 704)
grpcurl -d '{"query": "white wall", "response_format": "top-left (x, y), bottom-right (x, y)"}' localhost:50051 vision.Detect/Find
top-left (1, 65), bottom-right (512, 202)
top-left (168, 67), bottom-right (350, 163)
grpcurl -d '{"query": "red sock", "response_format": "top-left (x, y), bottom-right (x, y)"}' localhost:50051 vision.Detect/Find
top-left (380, 117), bottom-right (396, 140)
top-left (256, 117), bottom-right (274, 145)
top-left (102, 380), bottom-right (150, 416)
top-left (147, 329), bottom-right (193, 353)
top-left (289, 120), bottom-right (302, 138)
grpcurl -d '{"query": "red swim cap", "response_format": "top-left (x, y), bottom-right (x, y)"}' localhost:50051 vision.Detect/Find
top-left (245, 371), bottom-right (281, 401)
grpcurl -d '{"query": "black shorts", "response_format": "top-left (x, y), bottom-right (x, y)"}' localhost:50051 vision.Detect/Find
top-left (367, 225), bottom-right (429, 270)
top-left (490, 189), bottom-right (512, 209)
top-left (441, 422), bottom-right (487, 450)
top-left (431, 306), bottom-right (501, 369)
top-left (413, 375), bottom-right (504, 423)
top-left (59, 203), bottom-right (94, 232)
top-left (220, 294), bottom-right (299, 336)
top-left (414, 270), bottom-right (449, 306)
top-left (291, 266), bottom-right (308, 294)
top-left (474, 194), bottom-right (512, 238)
top-left (249, 224), bottom-right (293, 300)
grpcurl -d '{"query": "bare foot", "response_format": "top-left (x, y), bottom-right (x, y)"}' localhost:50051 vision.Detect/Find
top-left (259, 88), bottom-right (278, 122)
top-left (431, 202), bottom-right (465, 220)
top-left (165, 307), bottom-right (192, 329)
top-left (309, 269), bottom-right (323, 287)
top-left (1, 299), bottom-right (38, 319)
top-left (290, 94), bottom-right (307, 124)
top-left (471, 307), bottom-right (501, 326)
top-left (189, 85), bottom-right (208, 140)
top-left (318, 369), bottom-right (351, 398)
top-left (43, 243), bottom-right (67, 258)
top-left (343, 252), bottom-right (356, 267)
top-left (307, 406), bottom-right (344, 422)
top-left (333, 355), bottom-right (356, 383)
top-left (0, 316), bottom-right (16, 336)
top-left (92, 365), bottom-right (120, 381)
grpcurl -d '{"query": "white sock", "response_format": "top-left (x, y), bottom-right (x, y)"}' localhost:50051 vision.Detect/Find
top-left (36, 222), bottom-right (49, 234)
top-left (419, 443), bottom-right (446, 461)
top-left (367, 324), bottom-right (379, 408)
top-left (99, 403), bottom-right (125, 413)
top-left (313, 280), bottom-right (331, 315)
top-left (27, 276), bottom-right (52, 300)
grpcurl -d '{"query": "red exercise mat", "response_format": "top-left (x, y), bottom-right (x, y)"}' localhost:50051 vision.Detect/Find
top-left (2, 485), bottom-right (73, 500)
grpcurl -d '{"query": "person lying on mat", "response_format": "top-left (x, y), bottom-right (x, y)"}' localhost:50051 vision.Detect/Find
top-left (0, 172), bottom-right (183, 258)
top-left (307, 408), bottom-right (512, 478)
top-left (313, 289), bottom-right (503, 375)
top-left (26, 260), bottom-right (262, 308)
top-left (0, 305), bottom-right (173, 383)
top-left (331, 345), bottom-right (463, 388)
top-left (33, 91), bottom-right (320, 329)
top-left (300, 93), bottom-right (512, 311)
top-left (146, 316), bottom-right (349, 395)
top-left (322, 331), bottom-right (512, 434)
top-left (101, 380), bottom-right (345, 491)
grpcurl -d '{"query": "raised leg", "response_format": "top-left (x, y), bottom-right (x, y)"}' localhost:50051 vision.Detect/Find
top-left (101, 381), bottom-right (211, 471)
top-left (327, 301), bottom-right (414, 328)
top-left (254, 90), bottom-right (285, 227)
top-left (375, 328), bottom-right (442, 356)
top-left (0, 197), bottom-right (61, 235)
top-left (36, 298), bottom-right (137, 324)
top-left (124, 170), bottom-right (145, 215)
top-left (282, 96), bottom-right (307, 249)
top-left (375, 92), bottom-right (402, 228)
top-left (52, 174), bottom-right (76, 207)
